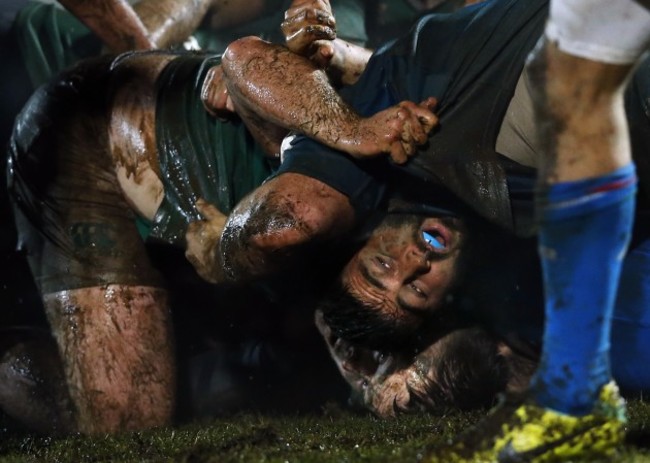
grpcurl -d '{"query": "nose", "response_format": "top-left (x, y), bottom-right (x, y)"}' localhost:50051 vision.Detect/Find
top-left (401, 248), bottom-right (430, 275)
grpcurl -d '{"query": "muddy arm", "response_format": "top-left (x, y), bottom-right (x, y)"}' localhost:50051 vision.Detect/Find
top-left (219, 37), bottom-right (438, 163)
top-left (216, 173), bottom-right (355, 283)
top-left (58, 0), bottom-right (155, 52)
top-left (185, 173), bottom-right (355, 284)
top-left (59, 0), bottom-right (213, 52)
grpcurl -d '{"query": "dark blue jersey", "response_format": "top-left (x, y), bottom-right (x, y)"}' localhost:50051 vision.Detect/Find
top-left (279, 0), bottom-right (547, 235)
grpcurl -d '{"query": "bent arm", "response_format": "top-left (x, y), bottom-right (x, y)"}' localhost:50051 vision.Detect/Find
top-left (220, 36), bottom-right (437, 163)
top-left (217, 173), bottom-right (355, 283)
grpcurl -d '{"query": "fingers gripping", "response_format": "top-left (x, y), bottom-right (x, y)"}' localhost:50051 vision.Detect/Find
top-left (195, 198), bottom-right (225, 222)
top-left (388, 99), bottom-right (439, 164)
top-left (185, 199), bottom-right (227, 283)
top-left (282, 1), bottom-right (336, 56)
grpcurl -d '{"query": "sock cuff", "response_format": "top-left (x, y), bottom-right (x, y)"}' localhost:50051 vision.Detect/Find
top-left (539, 164), bottom-right (637, 221)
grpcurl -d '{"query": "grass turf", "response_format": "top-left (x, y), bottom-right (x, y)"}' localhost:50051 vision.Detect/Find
top-left (0, 400), bottom-right (649, 462)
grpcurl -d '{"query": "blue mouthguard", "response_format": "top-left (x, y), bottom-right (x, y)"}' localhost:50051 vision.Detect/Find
top-left (422, 231), bottom-right (444, 249)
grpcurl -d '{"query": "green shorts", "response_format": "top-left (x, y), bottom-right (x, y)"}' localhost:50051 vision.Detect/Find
top-left (150, 54), bottom-right (274, 245)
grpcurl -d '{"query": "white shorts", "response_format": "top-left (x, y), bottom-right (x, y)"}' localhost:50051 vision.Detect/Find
top-left (546, 0), bottom-right (650, 64)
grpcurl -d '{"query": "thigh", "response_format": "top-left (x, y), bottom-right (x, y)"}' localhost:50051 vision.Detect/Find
top-left (10, 82), bottom-right (162, 294)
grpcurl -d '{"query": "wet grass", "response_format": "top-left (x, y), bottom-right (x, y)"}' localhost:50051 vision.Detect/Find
top-left (0, 400), bottom-right (649, 462)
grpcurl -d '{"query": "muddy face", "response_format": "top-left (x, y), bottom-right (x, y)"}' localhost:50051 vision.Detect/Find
top-left (334, 214), bottom-right (466, 341)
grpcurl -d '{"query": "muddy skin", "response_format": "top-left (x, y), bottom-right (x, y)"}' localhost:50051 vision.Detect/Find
top-left (336, 214), bottom-right (466, 345)
top-left (281, 0), bottom-right (337, 58)
top-left (184, 199), bottom-right (229, 283)
top-left (527, 39), bottom-right (634, 185)
top-left (44, 286), bottom-right (174, 434)
top-left (317, 311), bottom-right (522, 419)
top-left (109, 53), bottom-right (176, 220)
top-left (61, 0), bottom-right (229, 53)
top-left (223, 40), bottom-right (360, 151)
top-left (219, 173), bottom-right (355, 283)
top-left (222, 37), bottom-right (437, 163)
top-left (220, 189), bottom-right (319, 281)
top-left (280, 1), bottom-right (372, 86)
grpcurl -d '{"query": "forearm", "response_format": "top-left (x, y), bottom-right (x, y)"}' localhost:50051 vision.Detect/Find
top-left (59, 0), bottom-right (155, 52)
top-left (222, 36), bottom-right (437, 163)
top-left (222, 37), bottom-right (363, 152)
top-left (133, 0), bottom-right (213, 49)
top-left (321, 38), bottom-right (373, 86)
top-left (202, 37), bottom-right (371, 155)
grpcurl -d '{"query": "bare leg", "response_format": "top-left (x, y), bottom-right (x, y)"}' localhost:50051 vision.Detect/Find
top-left (8, 50), bottom-right (178, 433)
top-left (43, 286), bottom-right (174, 433)
top-left (513, 0), bottom-right (648, 443)
top-left (526, 30), bottom-right (643, 415)
top-left (426, 1), bottom-right (649, 461)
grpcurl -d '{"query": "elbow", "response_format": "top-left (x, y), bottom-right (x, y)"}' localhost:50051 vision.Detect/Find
top-left (218, 173), bottom-right (354, 282)
top-left (222, 36), bottom-right (269, 79)
top-left (218, 203), bottom-right (318, 282)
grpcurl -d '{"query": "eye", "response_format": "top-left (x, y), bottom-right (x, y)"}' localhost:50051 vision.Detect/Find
top-left (409, 283), bottom-right (424, 295)
top-left (377, 256), bottom-right (390, 269)
top-left (362, 379), bottom-right (369, 389)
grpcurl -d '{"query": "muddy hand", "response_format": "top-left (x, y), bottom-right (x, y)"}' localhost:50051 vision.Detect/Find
top-left (282, 0), bottom-right (336, 61)
top-left (355, 97), bottom-right (438, 164)
top-left (201, 65), bottom-right (236, 119)
top-left (185, 198), bottom-right (227, 283)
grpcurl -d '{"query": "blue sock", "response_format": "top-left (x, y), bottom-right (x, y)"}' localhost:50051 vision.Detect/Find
top-left (532, 164), bottom-right (637, 415)
top-left (611, 238), bottom-right (650, 392)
